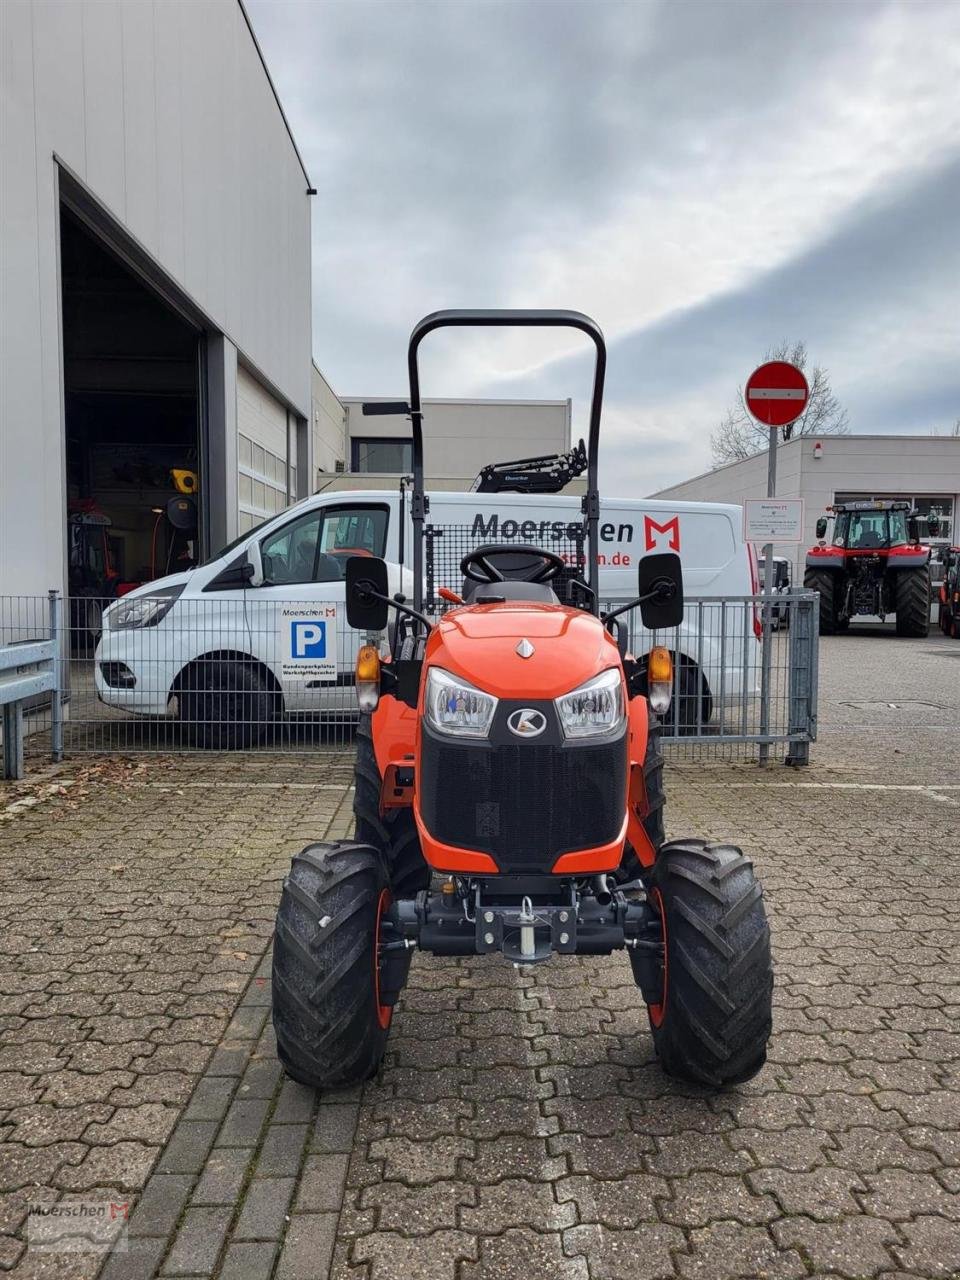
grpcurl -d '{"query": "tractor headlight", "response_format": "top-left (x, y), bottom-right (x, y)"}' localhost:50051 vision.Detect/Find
top-left (424, 667), bottom-right (498, 738)
top-left (107, 585), bottom-right (184, 631)
top-left (555, 667), bottom-right (624, 739)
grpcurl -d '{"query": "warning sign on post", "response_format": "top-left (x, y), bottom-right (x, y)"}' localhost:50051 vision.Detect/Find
top-left (744, 499), bottom-right (805, 543)
top-left (280, 604), bottom-right (338, 682)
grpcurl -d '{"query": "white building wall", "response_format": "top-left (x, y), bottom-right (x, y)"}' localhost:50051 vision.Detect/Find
top-left (312, 365), bottom-right (347, 479)
top-left (0, 0), bottom-right (312, 595)
top-left (652, 435), bottom-right (960, 581)
top-left (341, 398), bottom-right (572, 485)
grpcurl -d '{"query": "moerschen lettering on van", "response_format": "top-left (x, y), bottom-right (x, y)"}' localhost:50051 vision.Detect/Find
top-left (471, 513), bottom-right (636, 544)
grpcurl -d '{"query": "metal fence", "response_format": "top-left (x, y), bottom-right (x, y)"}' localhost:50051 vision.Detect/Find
top-left (0, 588), bottom-right (818, 765)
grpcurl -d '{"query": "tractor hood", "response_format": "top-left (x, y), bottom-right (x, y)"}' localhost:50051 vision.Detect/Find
top-left (425, 603), bottom-right (621, 701)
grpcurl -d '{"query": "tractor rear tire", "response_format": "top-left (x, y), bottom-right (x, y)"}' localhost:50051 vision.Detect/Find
top-left (644, 839), bottom-right (773, 1087)
top-left (894, 568), bottom-right (930, 637)
top-left (804, 570), bottom-right (838, 634)
top-left (617, 704), bottom-right (665, 882)
top-left (272, 841), bottom-right (393, 1090)
top-left (354, 714), bottom-right (430, 897)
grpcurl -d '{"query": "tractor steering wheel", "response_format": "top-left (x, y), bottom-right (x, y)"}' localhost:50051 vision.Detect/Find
top-left (460, 544), bottom-right (567, 585)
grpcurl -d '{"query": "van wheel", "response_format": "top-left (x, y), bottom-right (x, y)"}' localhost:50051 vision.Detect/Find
top-left (673, 660), bottom-right (711, 735)
top-left (179, 659), bottom-right (276, 749)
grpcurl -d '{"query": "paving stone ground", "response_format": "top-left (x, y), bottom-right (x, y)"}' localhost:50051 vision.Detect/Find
top-left (1, 627), bottom-right (958, 1279)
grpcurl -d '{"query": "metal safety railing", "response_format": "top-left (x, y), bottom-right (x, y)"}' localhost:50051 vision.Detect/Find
top-left (0, 588), bottom-right (818, 765)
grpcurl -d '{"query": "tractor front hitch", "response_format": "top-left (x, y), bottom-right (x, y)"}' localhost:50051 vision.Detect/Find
top-left (386, 880), bottom-right (660, 967)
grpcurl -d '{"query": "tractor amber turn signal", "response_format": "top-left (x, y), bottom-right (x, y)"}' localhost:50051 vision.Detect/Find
top-left (647, 645), bottom-right (673, 715)
top-left (355, 645), bottom-right (381, 713)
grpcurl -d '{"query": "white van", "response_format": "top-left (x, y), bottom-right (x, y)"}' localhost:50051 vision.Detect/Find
top-left (95, 489), bottom-right (756, 743)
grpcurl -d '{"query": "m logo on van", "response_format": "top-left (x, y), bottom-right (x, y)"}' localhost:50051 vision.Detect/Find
top-left (643, 515), bottom-right (680, 552)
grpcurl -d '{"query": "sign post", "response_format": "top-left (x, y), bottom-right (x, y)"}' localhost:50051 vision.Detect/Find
top-left (744, 361), bottom-right (809, 765)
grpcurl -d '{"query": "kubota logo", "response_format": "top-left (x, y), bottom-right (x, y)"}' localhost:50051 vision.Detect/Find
top-left (643, 515), bottom-right (680, 552)
top-left (506, 708), bottom-right (547, 738)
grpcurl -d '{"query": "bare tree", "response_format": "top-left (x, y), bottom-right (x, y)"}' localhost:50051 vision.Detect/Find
top-left (710, 341), bottom-right (849, 466)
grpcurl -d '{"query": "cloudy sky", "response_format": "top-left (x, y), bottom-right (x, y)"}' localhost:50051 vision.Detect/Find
top-left (247, 0), bottom-right (960, 494)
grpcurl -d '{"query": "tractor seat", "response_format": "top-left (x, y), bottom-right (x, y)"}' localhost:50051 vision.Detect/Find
top-left (463, 579), bottom-right (560, 604)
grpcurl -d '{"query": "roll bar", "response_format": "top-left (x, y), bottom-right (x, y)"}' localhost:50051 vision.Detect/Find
top-left (404, 309), bottom-right (607, 612)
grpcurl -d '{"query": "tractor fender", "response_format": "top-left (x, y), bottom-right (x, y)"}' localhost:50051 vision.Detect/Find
top-left (805, 552), bottom-right (844, 570)
top-left (884, 551), bottom-right (930, 570)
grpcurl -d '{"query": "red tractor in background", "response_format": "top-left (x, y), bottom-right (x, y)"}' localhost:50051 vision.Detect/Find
top-left (804, 500), bottom-right (938, 636)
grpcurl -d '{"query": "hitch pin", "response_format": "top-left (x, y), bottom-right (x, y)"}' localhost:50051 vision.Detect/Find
top-left (519, 895), bottom-right (536, 960)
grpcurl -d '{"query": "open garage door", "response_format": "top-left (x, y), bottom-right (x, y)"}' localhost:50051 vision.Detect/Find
top-left (60, 208), bottom-right (202, 646)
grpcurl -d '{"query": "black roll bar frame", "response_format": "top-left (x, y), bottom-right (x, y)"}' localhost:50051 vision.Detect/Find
top-left (404, 310), bottom-right (607, 614)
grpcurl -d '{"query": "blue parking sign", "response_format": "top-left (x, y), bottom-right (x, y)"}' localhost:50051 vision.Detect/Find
top-left (291, 619), bottom-right (327, 659)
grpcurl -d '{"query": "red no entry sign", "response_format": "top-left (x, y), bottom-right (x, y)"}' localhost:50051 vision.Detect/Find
top-left (745, 361), bottom-right (809, 428)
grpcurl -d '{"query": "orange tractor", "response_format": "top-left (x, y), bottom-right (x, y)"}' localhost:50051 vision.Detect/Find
top-left (272, 311), bottom-right (773, 1089)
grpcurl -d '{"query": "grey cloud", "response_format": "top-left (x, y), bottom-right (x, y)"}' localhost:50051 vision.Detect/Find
top-left (247, 0), bottom-right (960, 489)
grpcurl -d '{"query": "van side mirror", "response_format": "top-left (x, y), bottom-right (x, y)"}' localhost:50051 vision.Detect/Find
top-left (207, 556), bottom-right (255, 590)
top-left (815, 517), bottom-right (828, 539)
top-left (346, 556), bottom-right (390, 631)
top-left (637, 553), bottom-right (684, 630)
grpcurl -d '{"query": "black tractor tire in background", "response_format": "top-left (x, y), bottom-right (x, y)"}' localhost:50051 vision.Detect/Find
top-left (894, 568), bottom-right (931, 638)
top-left (273, 841), bottom-right (393, 1089)
top-left (645, 839), bottom-right (773, 1087)
top-left (179, 659), bottom-right (276, 749)
top-left (354, 714), bottom-right (431, 897)
top-left (617, 703), bottom-right (665, 883)
top-left (804, 569), bottom-right (838, 634)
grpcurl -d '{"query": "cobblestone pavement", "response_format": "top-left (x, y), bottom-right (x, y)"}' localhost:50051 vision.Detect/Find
top-left (1, 629), bottom-right (958, 1279)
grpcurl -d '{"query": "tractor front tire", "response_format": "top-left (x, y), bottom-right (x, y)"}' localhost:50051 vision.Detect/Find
top-left (354, 715), bottom-right (430, 897)
top-left (645, 839), bottom-right (773, 1087)
top-left (273, 841), bottom-right (393, 1090)
top-left (804, 569), bottom-right (838, 634)
top-left (894, 568), bottom-right (930, 637)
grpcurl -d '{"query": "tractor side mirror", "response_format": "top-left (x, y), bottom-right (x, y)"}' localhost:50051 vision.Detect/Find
top-left (815, 517), bottom-right (828, 539)
top-left (637, 553), bottom-right (684, 630)
top-left (908, 516), bottom-right (920, 544)
top-left (346, 556), bottom-right (390, 631)
top-left (927, 512), bottom-right (941, 538)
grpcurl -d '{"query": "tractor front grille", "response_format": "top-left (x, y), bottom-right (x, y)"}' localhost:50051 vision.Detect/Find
top-left (419, 723), bottom-right (627, 872)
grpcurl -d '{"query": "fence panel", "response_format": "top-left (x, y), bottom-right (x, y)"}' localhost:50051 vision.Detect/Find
top-left (1, 589), bottom-right (818, 764)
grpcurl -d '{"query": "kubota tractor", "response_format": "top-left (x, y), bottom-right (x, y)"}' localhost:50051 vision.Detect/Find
top-left (804, 500), bottom-right (937, 636)
top-left (271, 311), bottom-right (773, 1090)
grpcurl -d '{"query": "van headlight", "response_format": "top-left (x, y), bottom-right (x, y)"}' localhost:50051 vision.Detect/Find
top-left (555, 668), bottom-right (624, 738)
top-left (424, 667), bottom-right (497, 738)
top-left (108, 585), bottom-right (184, 630)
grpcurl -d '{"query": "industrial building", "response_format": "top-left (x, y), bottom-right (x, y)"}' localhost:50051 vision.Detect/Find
top-left (309, 364), bottom-right (577, 494)
top-left (651, 434), bottom-right (958, 581)
top-left (1, 0), bottom-right (313, 601)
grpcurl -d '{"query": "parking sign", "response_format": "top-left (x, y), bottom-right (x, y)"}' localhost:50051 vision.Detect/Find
top-left (280, 605), bottom-right (338, 681)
